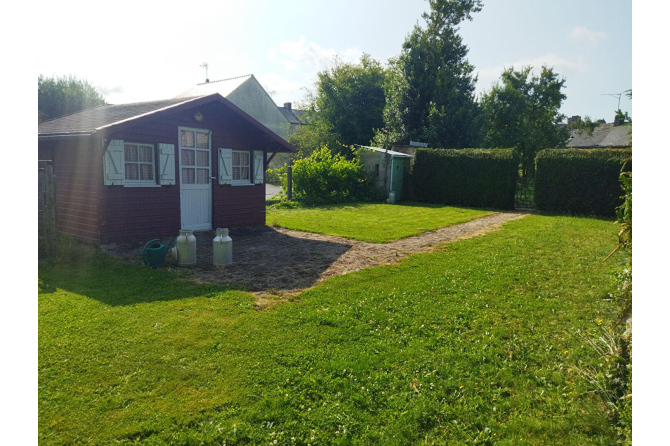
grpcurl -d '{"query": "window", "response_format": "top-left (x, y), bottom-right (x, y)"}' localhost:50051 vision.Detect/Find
top-left (180, 129), bottom-right (210, 185)
top-left (124, 143), bottom-right (155, 184)
top-left (232, 150), bottom-right (250, 184)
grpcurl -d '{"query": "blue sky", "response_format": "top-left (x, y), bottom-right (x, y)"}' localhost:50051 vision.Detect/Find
top-left (37, 0), bottom-right (631, 123)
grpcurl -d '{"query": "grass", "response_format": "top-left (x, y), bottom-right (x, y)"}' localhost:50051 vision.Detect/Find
top-left (266, 202), bottom-right (492, 242)
top-left (39, 214), bottom-right (624, 444)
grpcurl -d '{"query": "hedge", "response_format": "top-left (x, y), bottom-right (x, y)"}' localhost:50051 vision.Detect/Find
top-left (412, 148), bottom-right (519, 209)
top-left (535, 148), bottom-right (632, 216)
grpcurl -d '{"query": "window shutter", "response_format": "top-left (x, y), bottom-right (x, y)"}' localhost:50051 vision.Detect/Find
top-left (218, 148), bottom-right (232, 185)
top-left (253, 150), bottom-right (264, 184)
top-left (103, 139), bottom-right (125, 185)
top-left (158, 143), bottom-right (176, 185)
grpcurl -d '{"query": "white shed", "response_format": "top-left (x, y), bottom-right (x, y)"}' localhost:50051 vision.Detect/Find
top-left (357, 145), bottom-right (413, 201)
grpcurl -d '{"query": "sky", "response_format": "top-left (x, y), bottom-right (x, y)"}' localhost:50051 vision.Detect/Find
top-left (37, 0), bottom-right (632, 123)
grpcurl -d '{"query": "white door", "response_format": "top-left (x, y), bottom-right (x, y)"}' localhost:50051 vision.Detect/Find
top-left (179, 127), bottom-right (212, 230)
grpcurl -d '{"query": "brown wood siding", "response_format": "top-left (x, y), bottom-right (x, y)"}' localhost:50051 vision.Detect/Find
top-left (40, 138), bottom-right (102, 244)
top-left (99, 100), bottom-right (270, 243)
top-left (213, 184), bottom-right (266, 228)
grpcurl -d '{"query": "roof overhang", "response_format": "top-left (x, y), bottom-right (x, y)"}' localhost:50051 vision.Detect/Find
top-left (356, 145), bottom-right (414, 158)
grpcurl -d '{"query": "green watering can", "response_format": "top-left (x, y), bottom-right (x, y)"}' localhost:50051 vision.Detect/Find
top-left (142, 238), bottom-right (172, 268)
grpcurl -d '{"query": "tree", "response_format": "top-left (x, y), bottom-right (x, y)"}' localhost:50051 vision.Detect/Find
top-left (374, 0), bottom-right (483, 148)
top-left (288, 54), bottom-right (386, 158)
top-left (315, 54), bottom-right (386, 148)
top-left (480, 66), bottom-right (569, 179)
top-left (568, 115), bottom-right (604, 136)
top-left (38, 75), bottom-right (106, 123)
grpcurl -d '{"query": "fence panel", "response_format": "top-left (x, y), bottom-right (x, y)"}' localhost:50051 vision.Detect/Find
top-left (38, 160), bottom-right (56, 256)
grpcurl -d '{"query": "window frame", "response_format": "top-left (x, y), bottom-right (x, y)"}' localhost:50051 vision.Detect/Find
top-left (123, 142), bottom-right (158, 187)
top-left (179, 128), bottom-right (212, 186)
top-left (231, 150), bottom-right (252, 185)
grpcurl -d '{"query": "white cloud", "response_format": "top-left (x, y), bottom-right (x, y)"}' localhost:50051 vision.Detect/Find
top-left (263, 36), bottom-right (364, 104)
top-left (257, 72), bottom-right (302, 103)
top-left (475, 54), bottom-right (587, 95)
top-left (269, 35), bottom-right (362, 71)
top-left (569, 26), bottom-right (607, 46)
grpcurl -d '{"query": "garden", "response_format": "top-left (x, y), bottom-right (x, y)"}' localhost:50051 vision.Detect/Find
top-left (39, 203), bottom-right (630, 444)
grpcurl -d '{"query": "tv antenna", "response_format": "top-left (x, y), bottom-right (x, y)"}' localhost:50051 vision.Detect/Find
top-left (602, 91), bottom-right (626, 110)
top-left (200, 62), bottom-right (209, 83)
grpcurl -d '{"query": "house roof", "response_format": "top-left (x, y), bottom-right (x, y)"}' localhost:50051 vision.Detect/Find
top-left (567, 123), bottom-right (632, 148)
top-left (278, 107), bottom-right (308, 125)
top-left (38, 97), bottom-right (200, 137)
top-left (357, 145), bottom-right (414, 158)
top-left (38, 93), bottom-right (296, 153)
top-left (175, 75), bottom-right (252, 99)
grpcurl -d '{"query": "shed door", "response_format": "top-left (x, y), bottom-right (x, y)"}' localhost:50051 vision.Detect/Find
top-left (179, 127), bottom-right (212, 230)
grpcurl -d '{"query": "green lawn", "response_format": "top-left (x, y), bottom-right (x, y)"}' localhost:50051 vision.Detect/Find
top-left (266, 202), bottom-right (492, 242)
top-left (39, 215), bottom-right (623, 444)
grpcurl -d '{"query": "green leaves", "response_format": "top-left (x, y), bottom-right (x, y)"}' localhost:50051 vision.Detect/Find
top-left (289, 54), bottom-right (386, 157)
top-left (376, 0), bottom-right (483, 148)
top-left (534, 149), bottom-right (631, 216)
top-left (292, 146), bottom-right (373, 204)
top-left (38, 74), bottom-right (106, 123)
top-left (480, 66), bottom-right (570, 179)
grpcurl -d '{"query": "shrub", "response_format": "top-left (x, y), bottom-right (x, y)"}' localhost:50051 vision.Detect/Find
top-left (535, 148), bottom-right (632, 216)
top-left (292, 146), bottom-right (374, 204)
top-left (265, 166), bottom-right (287, 187)
top-left (411, 148), bottom-right (519, 209)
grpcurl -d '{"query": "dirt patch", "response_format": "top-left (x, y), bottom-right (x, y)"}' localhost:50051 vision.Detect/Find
top-left (103, 211), bottom-right (526, 302)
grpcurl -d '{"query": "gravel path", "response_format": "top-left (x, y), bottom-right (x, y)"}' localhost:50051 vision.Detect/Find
top-left (104, 211), bottom-right (527, 302)
top-left (187, 211), bottom-right (527, 296)
top-left (277, 210), bottom-right (526, 284)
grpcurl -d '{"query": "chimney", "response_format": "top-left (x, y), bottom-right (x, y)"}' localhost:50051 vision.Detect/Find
top-left (284, 102), bottom-right (292, 110)
top-left (614, 112), bottom-right (622, 127)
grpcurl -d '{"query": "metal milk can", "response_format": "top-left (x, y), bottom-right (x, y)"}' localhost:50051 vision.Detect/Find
top-left (213, 228), bottom-right (233, 267)
top-left (172, 230), bottom-right (197, 266)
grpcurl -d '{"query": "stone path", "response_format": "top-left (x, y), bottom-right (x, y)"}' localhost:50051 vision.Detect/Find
top-left (276, 210), bottom-right (527, 287)
top-left (105, 211), bottom-right (527, 304)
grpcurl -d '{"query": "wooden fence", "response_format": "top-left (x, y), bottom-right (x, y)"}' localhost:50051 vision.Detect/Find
top-left (38, 160), bottom-right (57, 256)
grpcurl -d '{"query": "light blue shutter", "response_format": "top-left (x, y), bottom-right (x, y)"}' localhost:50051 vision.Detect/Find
top-left (218, 148), bottom-right (232, 185)
top-left (254, 150), bottom-right (264, 184)
top-left (158, 143), bottom-right (176, 185)
top-left (103, 139), bottom-right (125, 185)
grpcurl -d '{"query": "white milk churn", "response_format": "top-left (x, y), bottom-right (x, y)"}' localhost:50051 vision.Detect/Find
top-left (213, 228), bottom-right (233, 267)
top-left (172, 229), bottom-right (197, 266)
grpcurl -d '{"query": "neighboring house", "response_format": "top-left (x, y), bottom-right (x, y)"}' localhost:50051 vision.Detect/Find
top-left (357, 145), bottom-right (413, 201)
top-left (277, 102), bottom-right (308, 129)
top-left (38, 93), bottom-right (295, 244)
top-left (176, 75), bottom-right (293, 139)
top-left (567, 123), bottom-right (632, 148)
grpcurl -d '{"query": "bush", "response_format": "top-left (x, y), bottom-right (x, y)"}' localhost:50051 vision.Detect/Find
top-left (411, 148), bottom-right (519, 209)
top-left (292, 147), bottom-right (374, 205)
top-left (265, 166), bottom-right (287, 187)
top-left (535, 148), bottom-right (632, 216)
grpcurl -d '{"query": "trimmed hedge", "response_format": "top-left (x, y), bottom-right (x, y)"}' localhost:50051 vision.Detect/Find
top-left (535, 148), bottom-right (632, 216)
top-left (412, 148), bottom-right (519, 209)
